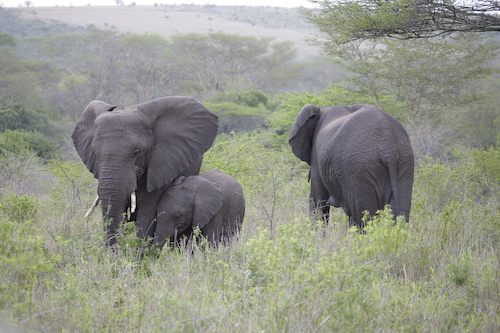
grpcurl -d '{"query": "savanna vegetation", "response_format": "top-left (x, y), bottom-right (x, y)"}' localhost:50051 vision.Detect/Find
top-left (1, 4), bottom-right (500, 332)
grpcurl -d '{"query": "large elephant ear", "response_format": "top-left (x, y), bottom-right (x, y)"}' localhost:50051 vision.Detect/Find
top-left (190, 177), bottom-right (223, 230)
top-left (138, 97), bottom-right (219, 192)
top-left (72, 100), bottom-right (117, 179)
top-left (289, 104), bottom-right (321, 165)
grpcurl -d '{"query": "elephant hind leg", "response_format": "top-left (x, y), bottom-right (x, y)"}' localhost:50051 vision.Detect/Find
top-left (309, 170), bottom-right (330, 224)
top-left (309, 196), bottom-right (330, 223)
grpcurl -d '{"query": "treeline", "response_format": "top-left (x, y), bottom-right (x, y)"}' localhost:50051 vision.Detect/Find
top-left (2, 27), bottom-right (303, 116)
top-left (0, 8), bottom-right (342, 158)
top-left (1, 7), bottom-right (500, 162)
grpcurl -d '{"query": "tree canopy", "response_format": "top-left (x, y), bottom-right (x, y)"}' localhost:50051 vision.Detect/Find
top-left (304, 0), bottom-right (500, 42)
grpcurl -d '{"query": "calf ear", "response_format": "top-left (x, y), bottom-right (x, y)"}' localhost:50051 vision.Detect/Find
top-left (191, 178), bottom-right (224, 230)
top-left (289, 104), bottom-right (320, 165)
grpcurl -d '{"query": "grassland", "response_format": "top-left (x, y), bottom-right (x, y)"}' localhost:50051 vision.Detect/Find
top-left (1, 131), bottom-right (500, 332)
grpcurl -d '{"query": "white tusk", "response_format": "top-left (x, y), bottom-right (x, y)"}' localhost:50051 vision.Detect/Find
top-left (131, 191), bottom-right (137, 214)
top-left (84, 195), bottom-right (100, 217)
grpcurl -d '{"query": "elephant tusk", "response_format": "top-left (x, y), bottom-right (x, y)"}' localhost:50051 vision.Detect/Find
top-left (84, 195), bottom-right (100, 217)
top-left (131, 191), bottom-right (137, 214)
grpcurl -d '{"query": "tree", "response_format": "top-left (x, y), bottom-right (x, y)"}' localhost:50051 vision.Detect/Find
top-left (25, 29), bottom-right (125, 120)
top-left (317, 34), bottom-right (499, 125)
top-left (0, 33), bottom-right (47, 108)
top-left (304, 0), bottom-right (500, 42)
top-left (118, 33), bottom-right (177, 103)
top-left (169, 32), bottom-right (300, 98)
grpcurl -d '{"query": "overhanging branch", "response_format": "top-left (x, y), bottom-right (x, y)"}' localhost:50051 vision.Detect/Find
top-left (305, 0), bottom-right (500, 41)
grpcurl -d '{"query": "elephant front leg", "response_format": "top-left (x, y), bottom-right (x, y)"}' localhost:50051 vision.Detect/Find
top-left (134, 181), bottom-right (166, 244)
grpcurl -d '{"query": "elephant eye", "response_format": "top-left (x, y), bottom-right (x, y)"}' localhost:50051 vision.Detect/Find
top-left (133, 148), bottom-right (141, 157)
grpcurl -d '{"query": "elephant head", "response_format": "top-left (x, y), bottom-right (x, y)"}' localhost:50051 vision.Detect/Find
top-left (72, 97), bottom-right (219, 246)
top-left (153, 174), bottom-right (224, 250)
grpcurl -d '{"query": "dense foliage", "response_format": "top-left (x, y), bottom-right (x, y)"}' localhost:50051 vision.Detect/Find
top-left (0, 5), bottom-right (500, 332)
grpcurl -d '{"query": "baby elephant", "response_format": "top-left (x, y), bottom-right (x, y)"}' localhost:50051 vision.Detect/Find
top-left (153, 169), bottom-right (245, 250)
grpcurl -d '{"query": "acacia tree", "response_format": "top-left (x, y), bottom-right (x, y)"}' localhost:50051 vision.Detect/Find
top-left (118, 33), bottom-right (177, 103)
top-left (305, 0), bottom-right (500, 42)
top-left (321, 34), bottom-right (498, 125)
top-left (169, 32), bottom-right (300, 98)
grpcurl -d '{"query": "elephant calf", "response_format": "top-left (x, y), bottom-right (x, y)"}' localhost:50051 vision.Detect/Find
top-left (153, 169), bottom-right (245, 250)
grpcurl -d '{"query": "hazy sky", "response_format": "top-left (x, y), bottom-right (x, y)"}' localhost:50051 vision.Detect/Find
top-left (3, 0), bottom-right (315, 8)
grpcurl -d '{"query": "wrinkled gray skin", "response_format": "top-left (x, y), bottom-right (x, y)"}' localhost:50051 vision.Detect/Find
top-left (153, 169), bottom-right (245, 250)
top-left (72, 97), bottom-right (219, 246)
top-left (289, 104), bottom-right (414, 229)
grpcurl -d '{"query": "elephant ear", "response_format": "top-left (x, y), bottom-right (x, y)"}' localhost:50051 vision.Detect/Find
top-left (191, 177), bottom-right (223, 230)
top-left (139, 97), bottom-right (219, 192)
top-left (289, 104), bottom-right (321, 165)
top-left (72, 100), bottom-right (117, 179)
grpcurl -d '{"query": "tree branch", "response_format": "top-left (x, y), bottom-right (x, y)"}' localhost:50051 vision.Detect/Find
top-left (305, 0), bottom-right (500, 42)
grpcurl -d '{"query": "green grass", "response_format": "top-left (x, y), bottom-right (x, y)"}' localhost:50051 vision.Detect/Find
top-left (1, 135), bottom-right (500, 332)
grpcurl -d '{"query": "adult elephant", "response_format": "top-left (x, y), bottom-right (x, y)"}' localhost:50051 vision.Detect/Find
top-left (153, 169), bottom-right (245, 250)
top-left (289, 104), bottom-right (414, 229)
top-left (72, 96), bottom-right (218, 246)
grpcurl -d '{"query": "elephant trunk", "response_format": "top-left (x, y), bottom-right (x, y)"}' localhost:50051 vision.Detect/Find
top-left (98, 178), bottom-right (135, 246)
top-left (84, 192), bottom-right (136, 218)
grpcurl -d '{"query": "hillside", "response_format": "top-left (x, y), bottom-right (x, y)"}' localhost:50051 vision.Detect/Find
top-left (15, 4), bottom-right (320, 60)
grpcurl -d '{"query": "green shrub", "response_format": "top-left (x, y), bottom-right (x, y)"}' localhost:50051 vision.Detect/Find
top-left (0, 129), bottom-right (61, 159)
top-left (203, 101), bottom-right (270, 133)
top-left (0, 206), bottom-right (54, 317)
top-left (0, 193), bottom-right (39, 223)
top-left (209, 89), bottom-right (269, 107)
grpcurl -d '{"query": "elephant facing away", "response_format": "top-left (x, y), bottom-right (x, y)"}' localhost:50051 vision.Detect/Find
top-left (72, 97), bottom-right (219, 246)
top-left (152, 169), bottom-right (245, 250)
top-left (289, 104), bottom-right (414, 229)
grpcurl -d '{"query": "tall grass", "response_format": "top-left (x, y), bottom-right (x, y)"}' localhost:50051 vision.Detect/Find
top-left (1, 137), bottom-right (500, 332)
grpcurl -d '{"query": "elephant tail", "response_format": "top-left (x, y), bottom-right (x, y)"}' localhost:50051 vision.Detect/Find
top-left (387, 161), bottom-right (412, 222)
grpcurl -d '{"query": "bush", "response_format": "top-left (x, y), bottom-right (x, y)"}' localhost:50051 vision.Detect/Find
top-left (209, 89), bottom-right (269, 107)
top-left (0, 193), bottom-right (39, 223)
top-left (0, 129), bottom-right (61, 159)
top-left (0, 104), bottom-right (58, 136)
top-left (203, 101), bottom-right (270, 133)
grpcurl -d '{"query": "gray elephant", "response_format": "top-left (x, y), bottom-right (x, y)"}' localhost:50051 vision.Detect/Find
top-left (72, 96), bottom-right (218, 246)
top-left (289, 104), bottom-right (414, 229)
top-left (153, 169), bottom-right (245, 250)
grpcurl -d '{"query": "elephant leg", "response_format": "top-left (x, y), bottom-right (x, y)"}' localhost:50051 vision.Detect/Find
top-left (309, 170), bottom-right (330, 224)
top-left (349, 185), bottom-right (380, 230)
top-left (134, 180), bottom-right (166, 243)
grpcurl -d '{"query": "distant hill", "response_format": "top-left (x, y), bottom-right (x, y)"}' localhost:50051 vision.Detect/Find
top-left (14, 4), bottom-right (321, 60)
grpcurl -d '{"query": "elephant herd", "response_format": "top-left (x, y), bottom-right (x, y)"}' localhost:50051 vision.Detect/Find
top-left (72, 97), bottom-right (414, 251)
